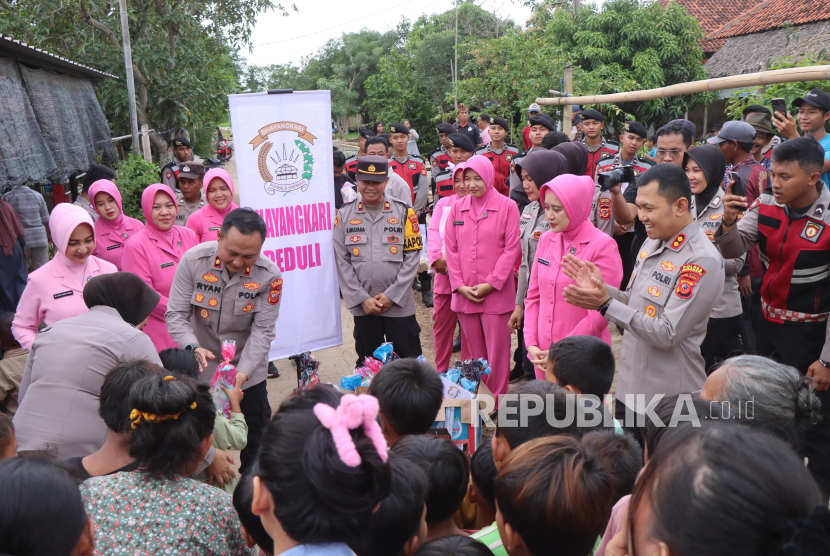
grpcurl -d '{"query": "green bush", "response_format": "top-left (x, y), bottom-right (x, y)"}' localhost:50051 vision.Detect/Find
top-left (114, 154), bottom-right (160, 222)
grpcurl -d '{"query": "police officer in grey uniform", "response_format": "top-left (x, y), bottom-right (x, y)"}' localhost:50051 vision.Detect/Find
top-left (333, 156), bottom-right (423, 365)
top-left (174, 161), bottom-right (207, 226)
top-left (160, 137), bottom-right (194, 191)
top-left (509, 114), bottom-right (556, 210)
top-left (562, 164), bottom-right (725, 443)
top-left (166, 208), bottom-right (282, 472)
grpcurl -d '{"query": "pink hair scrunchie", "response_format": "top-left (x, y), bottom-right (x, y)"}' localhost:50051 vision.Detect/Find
top-left (313, 394), bottom-right (389, 467)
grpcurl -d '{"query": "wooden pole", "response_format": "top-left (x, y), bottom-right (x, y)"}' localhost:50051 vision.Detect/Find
top-left (118, 0), bottom-right (140, 152)
top-left (141, 124), bottom-right (152, 162)
top-left (563, 64), bottom-right (573, 134)
top-left (536, 65), bottom-right (830, 106)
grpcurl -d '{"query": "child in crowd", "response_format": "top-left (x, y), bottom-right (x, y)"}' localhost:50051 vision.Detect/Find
top-left (368, 358), bottom-right (443, 445)
top-left (351, 455), bottom-right (429, 556)
top-left (0, 413), bottom-right (15, 459)
top-left (543, 336), bottom-right (615, 399)
top-left (413, 536), bottom-right (494, 556)
top-left (468, 442), bottom-right (502, 554)
top-left (251, 387), bottom-right (391, 556)
top-left (495, 436), bottom-right (615, 556)
top-left (159, 347), bottom-right (247, 493)
top-left (581, 430), bottom-right (642, 504)
top-left (392, 434), bottom-right (470, 541)
top-left (233, 465), bottom-right (273, 556)
top-left (0, 312), bottom-right (27, 414)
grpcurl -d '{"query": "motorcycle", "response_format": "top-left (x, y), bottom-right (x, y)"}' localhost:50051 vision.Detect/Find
top-left (215, 127), bottom-right (233, 163)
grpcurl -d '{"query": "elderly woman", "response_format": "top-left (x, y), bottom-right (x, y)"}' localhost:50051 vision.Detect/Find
top-left (82, 372), bottom-right (251, 555)
top-left (524, 174), bottom-right (622, 378)
top-left (13, 273), bottom-right (160, 459)
top-left (88, 179), bottom-right (143, 270)
top-left (122, 184), bottom-right (199, 350)
top-left (185, 168), bottom-right (240, 243)
top-left (12, 203), bottom-right (117, 350)
top-left (445, 155), bottom-right (521, 399)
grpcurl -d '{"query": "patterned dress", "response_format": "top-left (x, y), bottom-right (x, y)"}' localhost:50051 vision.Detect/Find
top-left (81, 472), bottom-right (254, 556)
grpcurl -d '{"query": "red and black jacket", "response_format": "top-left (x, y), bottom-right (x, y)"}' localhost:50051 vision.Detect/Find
top-left (433, 168), bottom-right (454, 199)
top-left (582, 138), bottom-right (618, 179)
top-left (476, 143), bottom-right (519, 196)
top-left (344, 155), bottom-right (359, 181)
top-left (429, 146), bottom-right (452, 173)
top-left (389, 155), bottom-right (426, 204)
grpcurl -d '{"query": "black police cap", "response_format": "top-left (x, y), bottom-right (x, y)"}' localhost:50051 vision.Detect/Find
top-left (436, 123), bottom-right (456, 134)
top-left (172, 137), bottom-right (192, 148)
top-left (580, 109), bottom-right (604, 122)
top-left (388, 123), bottom-right (410, 135)
top-left (623, 121), bottom-right (647, 139)
top-left (356, 156), bottom-right (389, 183)
top-left (490, 116), bottom-right (510, 130)
top-left (528, 114), bottom-right (555, 131)
top-left (358, 127), bottom-right (375, 139)
top-left (447, 133), bottom-right (475, 152)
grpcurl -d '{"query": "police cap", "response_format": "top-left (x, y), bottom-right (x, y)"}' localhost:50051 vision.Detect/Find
top-left (178, 161), bottom-right (205, 179)
top-left (388, 123), bottom-right (410, 135)
top-left (528, 114), bottom-right (556, 131)
top-left (447, 133), bottom-right (475, 152)
top-left (623, 121), bottom-right (648, 139)
top-left (436, 123), bottom-right (456, 134)
top-left (358, 127), bottom-right (375, 139)
top-left (580, 109), bottom-right (604, 123)
top-left (172, 137), bottom-right (192, 148)
top-left (356, 156), bottom-right (388, 183)
top-left (490, 116), bottom-right (510, 131)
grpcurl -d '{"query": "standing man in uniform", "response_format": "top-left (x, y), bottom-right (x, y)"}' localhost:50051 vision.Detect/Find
top-left (454, 104), bottom-right (483, 147)
top-left (476, 116), bottom-right (519, 196)
top-left (509, 114), bottom-right (556, 211)
top-left (364, 137), bottom-right (412, 205)
top-left (428, 123), bottom-right (456, 174)
top-left (562, 164), bottom-right (724, 442)
top-left (344, 127), bottom-right (375, 181)
top-left (160, 137), bottom-right (194, 191)
top-left (166, 208), bottom-right (282, 473)
top-left (477, 113), bottom-right (491, 146)
top-left (333, 156), bottom-right (423, 365)
top-left (521, 103), bottom-right (542, 151)
top-left (432, 133), bottom-right (476, 201)
top-left (76, 165), bottom-right (114, 221)
top-left (581, 110), bottom-right (618, 179)
top-left (715, 137), bottom-right (830, 496)
top-left (175, 161), bottom-right (206, 227)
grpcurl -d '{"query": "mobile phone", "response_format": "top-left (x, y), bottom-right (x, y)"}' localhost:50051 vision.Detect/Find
top-left (772, 98), bottom-right (787, 118)
top-left (728, 171), bottom-right (745, 211)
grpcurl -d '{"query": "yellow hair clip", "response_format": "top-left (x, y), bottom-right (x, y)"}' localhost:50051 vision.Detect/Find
top-left (164, 376), bottom-right (176, 381)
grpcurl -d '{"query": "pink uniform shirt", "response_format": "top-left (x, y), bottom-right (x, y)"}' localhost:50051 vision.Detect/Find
top-left (445, 156), bottom-right (521, 314)
top-left (428, 163), bottom-right (467, 296)
top-left (523, 175), bottom-right (623, 366)
top-left (122, 184), bottom-right (199, 350)
top-left (12, 203), bottom-right (117, 349)
top-left (185, 168), bottom-right (240, 243)
top-left (88, 179), bottom-right (144, 270)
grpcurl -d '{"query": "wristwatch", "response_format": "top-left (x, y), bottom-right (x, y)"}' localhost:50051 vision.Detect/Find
top-left (186, 343), bottom-right (200, 351)
top-left (819, 359), bottom-right (830, 368)
top-left (598, 298), bottom-right (613, 317)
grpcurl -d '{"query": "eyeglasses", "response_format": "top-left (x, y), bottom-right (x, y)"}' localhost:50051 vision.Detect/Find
top-left (656, 149), bottom-right (684, 158)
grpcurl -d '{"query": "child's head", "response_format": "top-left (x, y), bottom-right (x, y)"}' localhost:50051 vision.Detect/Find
top-left (158, 348), bottom-right (200, 379)
top-left (545, 336), bottom-right (615, 399)
top-left (233, 465), bottom-right (273, 556)
top-left (0, 413), bottom-right (16, 459)
top-left (368, 359), bottom-right (443, 444)
top-left (352, 455), bottom-right (429, 556)
top-left (413, 535), bottom-right (495, 556)
top-left (469, 440), bottom-right (497, 520)
top-left (253, 386), bottom-right (391, 546)
top-left (495, 436), bottom-right (614, 556)
top-left (580, 430), bottom-right (642, 503)
top-left (99, 360), bottom-right (162, 434)
top-left (0, 312), bottom-right (20, 351)
top-left (391, 435), bottom-right (469, 525)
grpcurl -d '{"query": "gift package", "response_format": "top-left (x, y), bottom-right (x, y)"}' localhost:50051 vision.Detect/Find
top-left (431, 359), bottom-right (493, 453)
top-left (210, 340), bottom-right (237, 419)
top-left (339, 342), bottom-right (412, 393)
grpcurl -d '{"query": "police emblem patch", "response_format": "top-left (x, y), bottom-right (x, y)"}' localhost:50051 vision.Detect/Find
top-left (334, 213), bottom-right (341, 228)
top-left (243, 281), bottom-right (261, 291)
top-left (195, 294), bottom-right (205, 303)
top-left (213, 256), bottom-right (222, 269)
top-left (639, 250), bottom-right (648, 259)
top-left (200, 308), bottom-right (209, 319)
top-left (408, 162), bottom-right (417, 170)
top-left (598, 198), bottom-right (611, 220)
top-left (202, 273), bottom-right (219, 283)
top-left (387, 217), bottom-right (400, 224)
top-left (646, 305), bottom-right (656, 318)
top-left (349, 219), bottom-right (362, 225)
top-left (648, 286), bottom-right (661, 297)
top-left (350, 236), bottom-right (362, 243)
top-left (801, 221), bottom-right (824, 243)
top-left (710, 214), bottom-right (722, 220)
top-left (390, 246), bottom-right (399, 254)
top-left (533, 231), bottom-right (542, 239)
top-left (660, 261), bottom-right (675, 271)
top-left (675, 264), bottom-right (706, 299)
top-left (242, 302), bottom-right (255, 313)
top-left (670, 234), bottom-right (686, 250)
top-left (208, 298), bottom-right (218, 307)
top-left (352, 248), bottom-right (360, 257)
top-left (505, 154), bottom-right (513, 162)
top-left (388, 236), bottom-right (399, 243)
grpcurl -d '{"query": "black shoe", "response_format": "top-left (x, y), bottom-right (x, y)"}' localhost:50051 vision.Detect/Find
top-left (453, 333), bottom-right (462, 353)
top-left (509, 365), bottom-right (524, 383)
top-left (268, 361), bottom-right (280, 378)
top-left (422, 289), bottom-right (434, 307)
top-left (413, 278), bottom-right (422, 291)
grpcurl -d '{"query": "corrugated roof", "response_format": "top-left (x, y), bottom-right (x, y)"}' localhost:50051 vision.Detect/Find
top-left (707, 0), bottom-right (830, 40)
top-left (0, 35), bottom-right (117, 81)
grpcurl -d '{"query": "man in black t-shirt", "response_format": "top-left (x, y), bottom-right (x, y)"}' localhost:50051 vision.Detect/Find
top-left (454, 103), bottom-right (482, 147)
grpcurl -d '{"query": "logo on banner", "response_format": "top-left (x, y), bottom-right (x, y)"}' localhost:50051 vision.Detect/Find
top-left (251, 121), bottom-right (316, 196)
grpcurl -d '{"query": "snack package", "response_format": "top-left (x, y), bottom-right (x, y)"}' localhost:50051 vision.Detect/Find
top-left (296, 352), bottom-right (320, 389)
top-left (210, 340), bottom-right (237, 419)
top-left (341, 183), bottom-right (359, 204)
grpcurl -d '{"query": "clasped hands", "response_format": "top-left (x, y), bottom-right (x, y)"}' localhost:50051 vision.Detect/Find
top-left (561, 255), bottom-right (611, 310)
top-left (362, 293), bottom-right (394, 315)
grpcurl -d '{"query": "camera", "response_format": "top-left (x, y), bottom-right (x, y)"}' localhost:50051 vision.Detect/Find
top-left (597, 165), bottom-right (636, 192)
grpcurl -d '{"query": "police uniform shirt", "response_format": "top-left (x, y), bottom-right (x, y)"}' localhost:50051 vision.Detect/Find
top-left (165, 242), bottom-right (283, 387)
top-left (175, 190), bottom-right (207, 226)
top-left (508, 147), bottom-right (540, 211)
top-left (592, 153), bottom-right (652, 237)
top-left (72, 196), bottom-right (98, 222)
top-left (429, 146), bottom-right (452, 173)
top-left (476, 143), bottom-right (520, 196)
top-left (160, 161), bottom-right (182, 190)
top-left (454, 122), bottom-right (482, 146)
top-left (388, 155), bottom-right (429, 214)
top-left (385, 171), bottom-right (413, 208)
top-left (696, 189), bottom-right (744, 319)
top-left (604, 221), bottom-right (725, 404)
top-left (517, 200), bottom-right (550, 304)
top-left (333, 195), bottom-right (422, 318)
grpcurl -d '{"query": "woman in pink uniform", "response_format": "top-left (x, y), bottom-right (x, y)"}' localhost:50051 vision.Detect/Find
top-left (12, 203), bottom-right (117, 349)
top-left (524, 174), bottom-right (623, 378)
top-left (445, 155), bottom-right (521, 398)
top-left (122, 184), bottom-right (199, 350)
top-left (88, 179), bottom-right (143, 270)
top-left (428, 162), bottom-right (471, 371)
top-left (185, 168), bottom-right (239, 243)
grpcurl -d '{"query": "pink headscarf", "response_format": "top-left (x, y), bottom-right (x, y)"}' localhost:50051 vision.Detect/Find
top-left (142, 184), bottom-right (185, 253)
top-left (539, 174), bottom-right (595, 241)
top-left (464, 155), bottom-right (496, 217)
top-left (451, 162), bottom-right (467, 195)
top-left (49, 203), bottom-right (95, 279)
top-left (203, 168), bottom-right (238, 217)
top-left (88, 179), bottom-right (127, 234)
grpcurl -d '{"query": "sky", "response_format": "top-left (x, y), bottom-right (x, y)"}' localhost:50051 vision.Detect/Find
top-left (242, 0), bottom-right (536, 68)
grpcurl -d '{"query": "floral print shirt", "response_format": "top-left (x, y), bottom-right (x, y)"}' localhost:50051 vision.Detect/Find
top-left (81, 471), bottom-right (254, 556)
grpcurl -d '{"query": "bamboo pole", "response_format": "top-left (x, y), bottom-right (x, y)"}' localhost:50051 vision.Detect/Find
top-left (536, 65), bottom-right (830, 106)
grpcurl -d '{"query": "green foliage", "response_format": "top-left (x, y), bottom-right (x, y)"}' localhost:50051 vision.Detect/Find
top-left (114, 154), bottom-right (161, 222)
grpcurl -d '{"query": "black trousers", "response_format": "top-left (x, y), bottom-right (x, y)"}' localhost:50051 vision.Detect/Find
top-left (353, 314), bottom-right (422, 367)
top-left (514, 326), bottom-right (536, 380)
top-left (701, 315), bottom-right (744, 375)
top-left (239, 379), bottom-right (272, 474)
top-left (614, 232), bottom-right (636, 290)
top-left (757, 318), bottom-right (830, 494)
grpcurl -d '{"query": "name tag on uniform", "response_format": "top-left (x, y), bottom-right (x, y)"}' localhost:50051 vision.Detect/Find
top-left (453, 221), bottom-right (464, 226)
top-left (537, 258), bottom-right (550, 266)
top-left (209, 227), bottom-right (221, 231)
top-left (106, 244), bottom-right (122, 251)
top-left (54, 290), bottom-right (74, 299)
top-left (160, 262), bottom-right (174, 268)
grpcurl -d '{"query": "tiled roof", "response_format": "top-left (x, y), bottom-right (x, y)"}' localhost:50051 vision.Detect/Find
top-left (0, 35), bottom-right (117, 80)
top-left (706, 0), bottom-right (830, 40)
top-left (658, 0), bottom-right (766, 34)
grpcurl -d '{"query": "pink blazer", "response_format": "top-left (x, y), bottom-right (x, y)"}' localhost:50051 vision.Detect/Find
top-left (91, 215), bottom-right (144, 270)
top-left (523, 225), bottom-right (622, 370)
top-left (428, 195), bottom-right (458, 296)
top-left (185, 203), bottom-right (240, 243)
top-left (12, 255), bottom-right (117, 350)
top-left (445, 191), bottom-right (520, 314)
top-left (122, 225), bottom-right (199, 350)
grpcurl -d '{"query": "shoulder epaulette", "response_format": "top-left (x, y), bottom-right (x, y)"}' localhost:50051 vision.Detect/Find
top-left (596, 155), bottom-right (616, 166)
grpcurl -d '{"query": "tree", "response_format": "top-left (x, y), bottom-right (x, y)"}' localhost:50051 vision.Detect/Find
top-left (242, 63), bottom-right (305, 93)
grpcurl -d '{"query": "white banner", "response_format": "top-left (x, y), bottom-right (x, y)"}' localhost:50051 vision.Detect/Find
top-left (228, 91), bottom-right (342, 360)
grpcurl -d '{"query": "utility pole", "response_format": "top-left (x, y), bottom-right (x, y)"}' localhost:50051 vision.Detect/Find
top-left (563, 0), bottom-right (579, 136)
top-left (454, 0), bottom-right (459, 110)
top-left (118, 0), bottom-right (140, 153)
